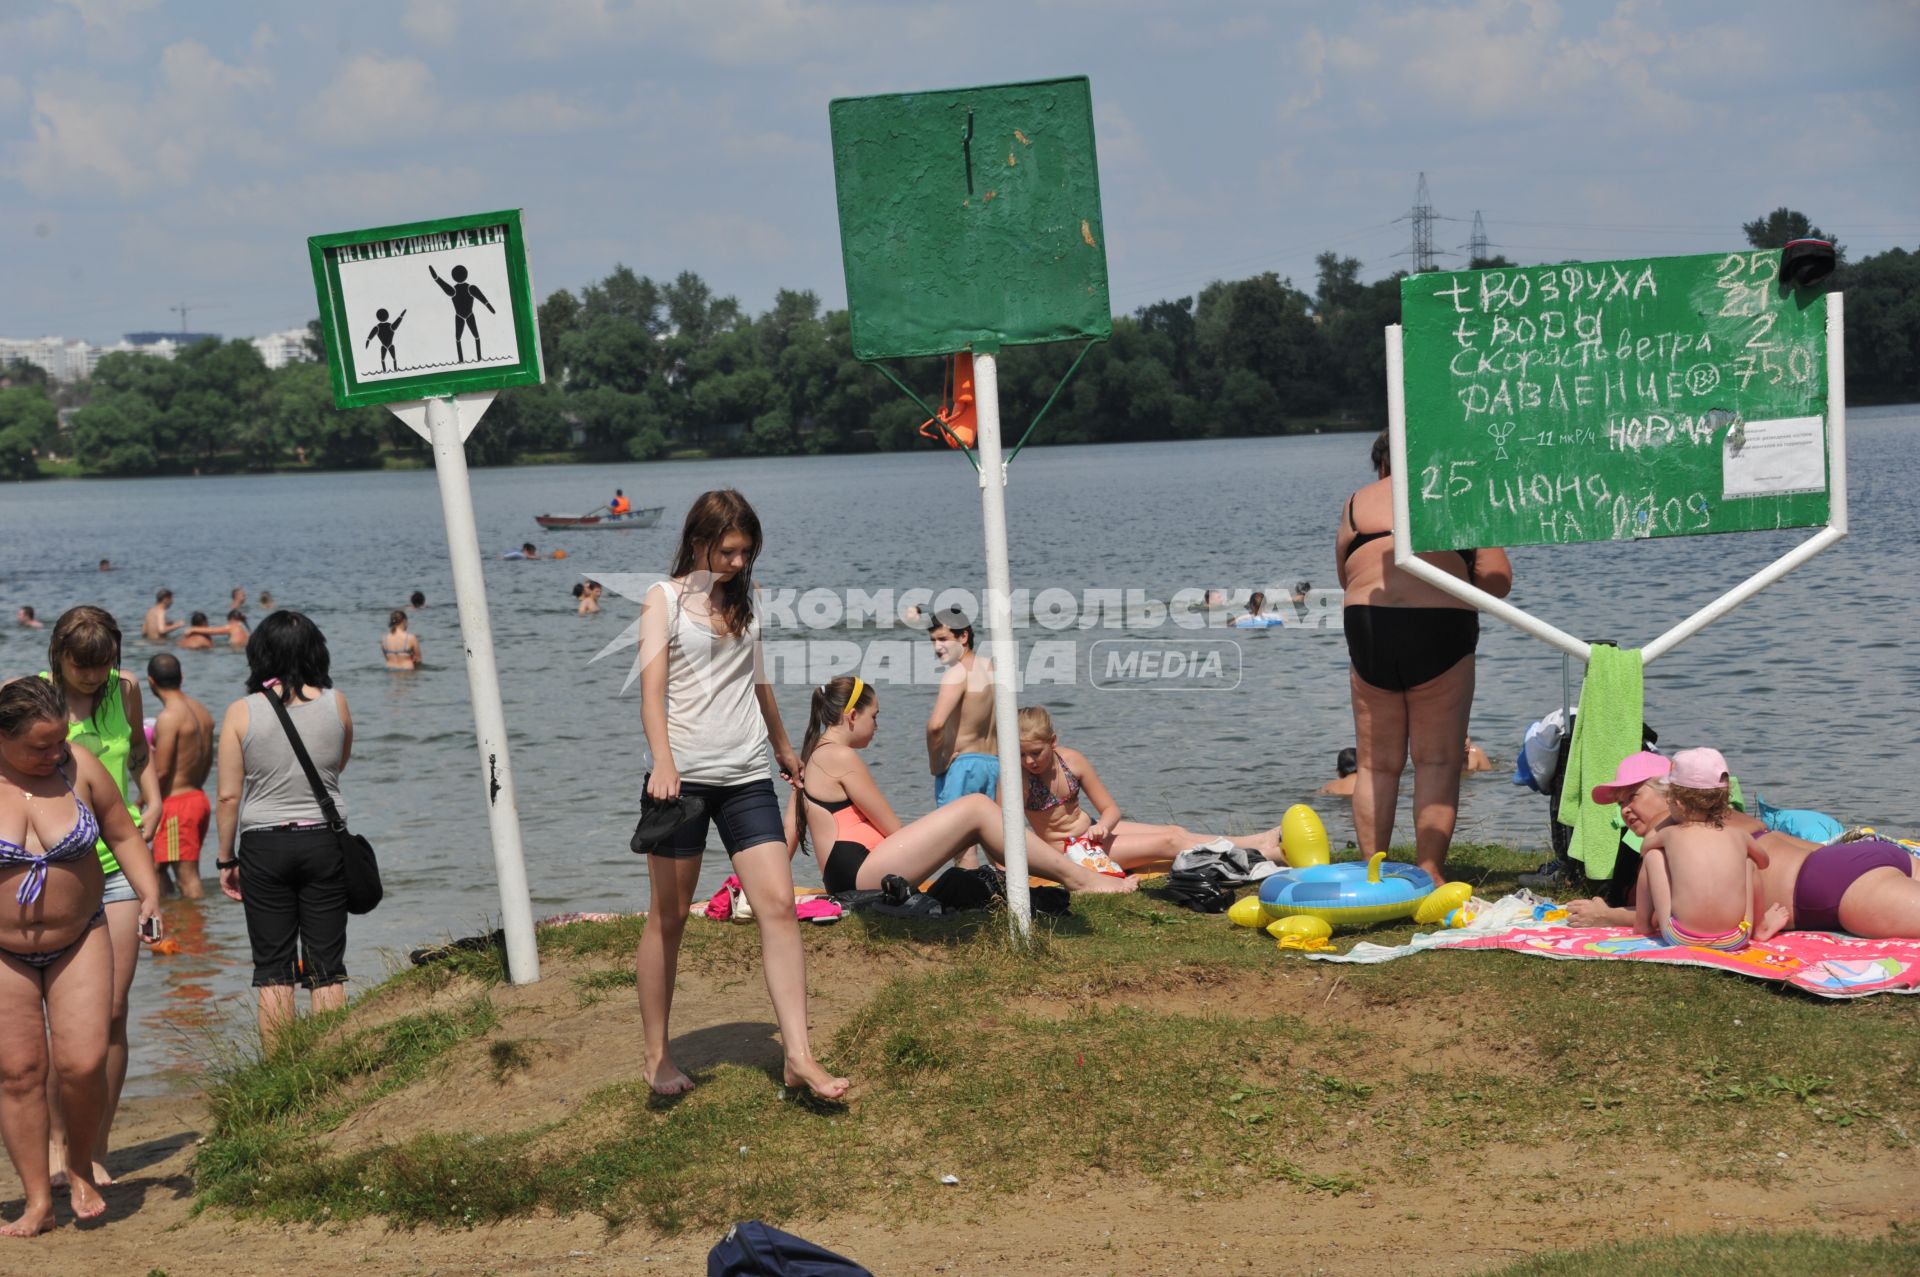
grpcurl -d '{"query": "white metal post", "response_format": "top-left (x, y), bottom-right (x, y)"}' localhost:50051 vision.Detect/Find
top-left (425, 395), bottom-right (541, 983)
top-left (970, 352), bottom-right (1033, 941)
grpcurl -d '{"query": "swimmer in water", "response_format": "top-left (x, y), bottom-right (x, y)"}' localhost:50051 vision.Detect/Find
top-left (1317, 747), bottom-right (1358, 797)
top-left (363, 307), bottom-right (407, 371)
top-left (429, 263), bottom-right (496, 362)
top-left (409, 590), bottom-right (426, 610)
top-left (1464, 737), bottom-right (1492, 774)
top-left (176, 613), bottom-right (214, 651)
top-left (1229, 591), bottom-right (1270, 626)
top-left (380, 610), bottom-right (422, 671)
top-left (142, 589), bottom-right (183, 643)
top-left (573, 580), bottom-right (602, 616)
top-left (16, 606), bottom-right (43, 629)
top-left (182, 610), bottom-right (248, 647)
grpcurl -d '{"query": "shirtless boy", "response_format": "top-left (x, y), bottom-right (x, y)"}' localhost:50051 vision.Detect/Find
top-left (146, 653), bottom-right (216, 898)
top-left (142, 588), bottom-right (183, 642)
top-left (177, 612), bottom-right (214, 650)
top-left (926, 606), bottom-right (998, 809)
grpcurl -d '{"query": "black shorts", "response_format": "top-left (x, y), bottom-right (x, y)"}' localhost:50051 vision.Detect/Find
top-left (239, 826), bottom-right (349, 988)
top-left (652, 778), bottom-right (786, 859)
top-left (1344, 604), bottom-right (1479, 692)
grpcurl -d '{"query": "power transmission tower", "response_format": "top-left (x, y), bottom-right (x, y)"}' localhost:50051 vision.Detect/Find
top-left (1405, 172), bottom-right (1437, 272)
top-left (1469, 211), bottom-right (1489, 265)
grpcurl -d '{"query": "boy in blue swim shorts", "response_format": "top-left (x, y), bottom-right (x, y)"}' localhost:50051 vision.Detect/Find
top-left (925, 606), bottom-right (999, 811)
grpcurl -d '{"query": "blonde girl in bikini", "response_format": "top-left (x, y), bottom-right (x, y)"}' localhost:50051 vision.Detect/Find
top-left (1018, 707), bottom-right (1287, 874)
top-left (788, 677), bottom-right (1136, 896)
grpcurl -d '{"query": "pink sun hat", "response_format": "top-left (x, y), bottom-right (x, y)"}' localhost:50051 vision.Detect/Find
top-left (1591, 751), bottom-right (1673, 805)
top-left (1670, 747), bottom-right (1731, 790)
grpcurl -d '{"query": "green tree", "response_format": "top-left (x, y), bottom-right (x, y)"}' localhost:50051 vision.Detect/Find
top-left (68, 393), bottom-right (161, 475)
top-left (1743, 208), bottom-right (1845, 260)
top-left (0, 384), bottom-right (57, 479)
top-left (1837, 247), bottom-right (1920, 403)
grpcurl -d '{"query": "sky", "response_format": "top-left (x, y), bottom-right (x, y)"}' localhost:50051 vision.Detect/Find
top-left (4, 0), bottom-right (1918, 345)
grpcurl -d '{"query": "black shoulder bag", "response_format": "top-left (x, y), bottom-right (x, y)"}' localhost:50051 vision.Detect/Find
top-left (264, 690), bottom-right (383, 914)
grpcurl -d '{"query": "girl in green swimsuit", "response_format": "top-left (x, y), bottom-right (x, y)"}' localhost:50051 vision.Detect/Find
top-left (41, 606), bottom-right (164, 1189)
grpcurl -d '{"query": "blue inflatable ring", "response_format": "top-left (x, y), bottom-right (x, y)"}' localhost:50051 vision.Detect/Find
top-left (1258, 852), bottom-right (1436, 928)
top-left (1231, 615), bottom-right (1285, 629)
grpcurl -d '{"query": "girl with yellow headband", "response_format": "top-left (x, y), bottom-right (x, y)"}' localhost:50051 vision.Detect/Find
top-left (788, 675), bottom-right (1139, 897)
top-left (634, 490), bottom-right (846, 1103)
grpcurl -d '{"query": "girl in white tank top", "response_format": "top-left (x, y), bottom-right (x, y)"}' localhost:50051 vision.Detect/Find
top-left (634, 490), bottom-right (848, 1103)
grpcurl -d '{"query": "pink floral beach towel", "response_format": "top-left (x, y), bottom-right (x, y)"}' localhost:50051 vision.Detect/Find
top-left (1438, 926), bottom-right (1920, 999)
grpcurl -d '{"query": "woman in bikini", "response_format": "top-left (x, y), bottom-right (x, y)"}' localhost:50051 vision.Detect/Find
top-left (0, 677), bottom-right (163, 1235)
top-left (634, 490), bottom-right (846, 1102)
top-left (1017, 706), bottom-right (1287, 873)
top-left (1337, 430), bottom-right (1512, 883)
top-left (789, 677), bottom-right (1138, 896)
top-left (380, 610), bottom-right (422, 671)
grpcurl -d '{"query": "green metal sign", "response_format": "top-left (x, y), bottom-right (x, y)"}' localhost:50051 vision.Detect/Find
top-left (829, 77), bottom-right (1112, 361)
top-left (308, 209), bottom-right (542, 408)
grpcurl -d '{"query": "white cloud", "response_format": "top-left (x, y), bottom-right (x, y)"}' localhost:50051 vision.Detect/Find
top-left (402, 0), bottom-right (460, 44)
top-left (302, 54), bottom-right (441, 145)
top-left (54, 0), bottom-right (158, 27)
top-left (301, 54), bottom-right (609, 144)
top-left (7, 39), bottom-right (273, 197)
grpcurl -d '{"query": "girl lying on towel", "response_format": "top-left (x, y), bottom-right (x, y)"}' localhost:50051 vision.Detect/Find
top-left (1016, 705), bottom-right (1286, 876)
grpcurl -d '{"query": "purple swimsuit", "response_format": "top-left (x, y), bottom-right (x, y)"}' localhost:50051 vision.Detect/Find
top-left (1792, 839), bottom-right (1914, 932)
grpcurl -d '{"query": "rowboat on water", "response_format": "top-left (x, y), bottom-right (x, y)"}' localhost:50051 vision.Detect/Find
top-left (533, 507), bottom-right (664, 531)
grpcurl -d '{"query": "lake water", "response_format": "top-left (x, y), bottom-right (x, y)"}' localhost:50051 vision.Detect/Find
top-left (3, 404), bottom-right (1916, 1094)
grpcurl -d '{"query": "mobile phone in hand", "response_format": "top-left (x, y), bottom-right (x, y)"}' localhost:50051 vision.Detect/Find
top-left (139, 915), bottom-right (163, 941)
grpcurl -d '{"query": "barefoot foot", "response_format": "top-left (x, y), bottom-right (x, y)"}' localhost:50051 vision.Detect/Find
top-left (67, 1171), bottom-right (105, 1221)
top-left (1078, 872), bottom-right (1138, 894)
top-left (0, 1202), bottom-right (56, 1237)
top-left (783, 1058), bottom-right (850, 1101)
top-left (89, 1159), bottom-right (113, 1187)
top-left (1754, 901), bottom-right (1791, 943)
top-left (645, 1058), bottom-right (695, 1097)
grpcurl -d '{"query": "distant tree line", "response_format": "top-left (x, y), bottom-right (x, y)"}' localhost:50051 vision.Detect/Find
top-left (1, 208), bottom-right (1913, 481)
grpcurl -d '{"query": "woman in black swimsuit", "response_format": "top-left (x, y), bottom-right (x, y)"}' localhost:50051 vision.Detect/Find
top-left (1336, 431), bottom-right (1512, 883)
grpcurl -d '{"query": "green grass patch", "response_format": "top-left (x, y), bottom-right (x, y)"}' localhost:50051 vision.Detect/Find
top-left (1467, 1228), bottom-right (1920, 1276)
top-left (190, 841), bottom-right (1920, 1236)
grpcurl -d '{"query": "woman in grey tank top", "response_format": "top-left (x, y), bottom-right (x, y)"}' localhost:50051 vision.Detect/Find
top-left (635, 491), bottom-right (848, 1102)
top-left (214, 612), bottom-right (355, 1041)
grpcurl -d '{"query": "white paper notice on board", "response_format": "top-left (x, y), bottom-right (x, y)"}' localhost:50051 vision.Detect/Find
top-left (1722, 415), bottom-right (1826, 500)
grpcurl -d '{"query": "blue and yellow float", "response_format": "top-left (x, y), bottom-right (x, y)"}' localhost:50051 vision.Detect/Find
top-left (1258, 851), bottom-right (1437, 929)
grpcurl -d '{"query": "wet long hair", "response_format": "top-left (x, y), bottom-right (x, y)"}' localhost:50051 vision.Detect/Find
top-left (671, 489), bottom-right (762, 637)
top-left (245, 611), bottom-right (333, 700)
top-left (46, 605), bottom-right (121, 686)
top-left (0, 676), bottom-right (67, 740)
top-left (799, 675), bottom-right (876, 768)
top-left (1370, 429), bottom-right (1391, 477)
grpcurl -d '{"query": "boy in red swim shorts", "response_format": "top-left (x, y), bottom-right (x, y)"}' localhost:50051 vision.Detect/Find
top-left (147, 654), bottom-right (216, 898)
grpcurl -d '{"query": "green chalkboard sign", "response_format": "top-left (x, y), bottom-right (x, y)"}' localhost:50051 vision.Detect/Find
top-left (1400, 250), bottom-right (1831, 552)
top-left (829, 77), bottom-right (1112, 361)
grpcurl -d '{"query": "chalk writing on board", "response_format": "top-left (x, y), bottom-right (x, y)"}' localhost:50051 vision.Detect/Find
top-left (1400, 250), bottom-right (1830, 552)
